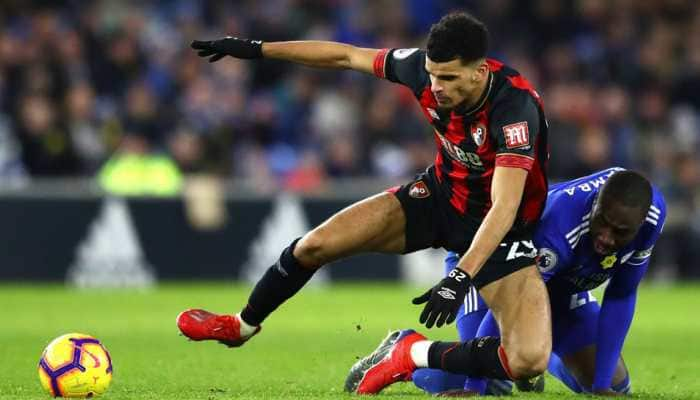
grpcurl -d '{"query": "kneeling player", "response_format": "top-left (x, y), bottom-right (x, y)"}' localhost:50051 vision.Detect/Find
top-left (357, 168), bottom-right (665, 396)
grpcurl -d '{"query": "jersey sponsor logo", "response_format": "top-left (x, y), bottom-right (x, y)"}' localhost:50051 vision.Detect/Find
top-left (537, 248), bottom-right (558, 272)
top-left (502, 121), bottom-right (529, 149)
top-left (393, 48), bottom-right (419, 60)
top-left (435, 130), bottom-right (484, 169)
top-left (409, 181), bottom-right (431, 198)
top-left (471, 122), bottom-right (487, 147)
top-left (565, 272), bottom-right (611, 291)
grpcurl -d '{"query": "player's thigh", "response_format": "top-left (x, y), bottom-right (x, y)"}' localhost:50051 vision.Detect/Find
top-left (561, 345), bottom-right (629, 389)
top-left (479, 265), bottom-right (552, 375)
top-left (296, 192), bottom-right (406, 266)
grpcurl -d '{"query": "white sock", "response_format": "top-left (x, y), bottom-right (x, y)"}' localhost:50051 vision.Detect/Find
top-left (410, 340), bottom-right (433, 368)
top-left (236, 313), bottom-right (258, 337)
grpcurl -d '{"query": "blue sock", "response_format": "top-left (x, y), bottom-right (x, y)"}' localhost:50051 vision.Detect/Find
top-left (412, 369), bottom-right (466, 394)
top-left (548, 353), bottom-right (584, 393)
top-left (463, 311), bottom-right (499, 394)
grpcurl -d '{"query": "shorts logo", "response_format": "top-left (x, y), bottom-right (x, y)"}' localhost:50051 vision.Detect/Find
top-left (409, 181), bottom-right (430, 198)
top-left (503, 121), bottom-right (529, 149)
top-left (504, 240), bottom-right (537, 261)
top-left (471, 122), bottom-right (487, 147)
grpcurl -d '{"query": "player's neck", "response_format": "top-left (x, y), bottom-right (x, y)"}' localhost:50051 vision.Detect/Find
top-left (456, 72), bottom-right (492, 115)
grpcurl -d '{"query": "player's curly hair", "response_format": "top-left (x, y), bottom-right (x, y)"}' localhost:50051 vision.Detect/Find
top-left (427, 12), bottom-right (489, 64)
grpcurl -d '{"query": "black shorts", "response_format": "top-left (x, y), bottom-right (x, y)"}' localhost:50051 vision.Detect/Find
top-left (389, 167), bottom-right (537, 289)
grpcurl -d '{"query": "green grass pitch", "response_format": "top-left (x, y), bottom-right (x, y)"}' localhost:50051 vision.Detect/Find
top-left (1, 283), bottom-right (698, 399)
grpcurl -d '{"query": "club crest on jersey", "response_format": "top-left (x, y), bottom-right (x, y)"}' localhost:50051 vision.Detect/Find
top-left (503, 121), bottom-right (530, 149)
top-left (409, 181), bottom-right (431, 198)
top-left (471, 122), bottom-right (487, 147)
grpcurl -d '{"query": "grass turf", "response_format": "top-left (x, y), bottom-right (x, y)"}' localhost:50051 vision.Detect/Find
top-left (1, 282), bottom-right (698, 399)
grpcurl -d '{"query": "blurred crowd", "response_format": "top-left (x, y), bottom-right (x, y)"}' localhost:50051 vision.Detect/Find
top-left (1, 0), bottom-right (700, 276)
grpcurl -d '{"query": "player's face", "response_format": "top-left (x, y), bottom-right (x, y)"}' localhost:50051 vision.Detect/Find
top-left (425, 57), bottom-right (488, 110)
top-left (590, 198), bottom-right (646, 255)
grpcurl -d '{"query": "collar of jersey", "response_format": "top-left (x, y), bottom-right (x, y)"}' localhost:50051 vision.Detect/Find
top-left (457, 71), bottom-right (493, 116)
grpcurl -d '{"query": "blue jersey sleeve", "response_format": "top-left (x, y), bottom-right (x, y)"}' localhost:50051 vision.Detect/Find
top-left (592, 264), bottom-right (645, 391)
top-left (533, 203), bottom-right (573, 282)
top-left (593, 190), bottom-right (665, 390)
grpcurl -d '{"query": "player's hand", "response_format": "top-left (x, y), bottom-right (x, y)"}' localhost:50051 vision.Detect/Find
top-left (412, 267), bottom-right (471, 328)
top-left (190, 37), bottom-right (263, 62)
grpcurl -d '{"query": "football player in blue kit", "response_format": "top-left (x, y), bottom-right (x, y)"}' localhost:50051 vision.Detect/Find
top-left (371, 168), bottom-right (665, 396)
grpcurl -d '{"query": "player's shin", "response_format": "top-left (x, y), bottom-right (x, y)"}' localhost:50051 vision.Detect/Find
top-left (425, 337), bottom-right (514, 380)
top-left (239, 238), bottom-right (316, 326)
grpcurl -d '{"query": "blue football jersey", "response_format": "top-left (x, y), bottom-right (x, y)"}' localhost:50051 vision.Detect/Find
top-left (535, 167), bottom-right (666, 297)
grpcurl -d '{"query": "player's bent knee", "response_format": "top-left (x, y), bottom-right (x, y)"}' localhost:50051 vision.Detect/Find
top-left (505, 347), bottom-right (550, 379)
top-left (295, 230), bottom-right (330, 269)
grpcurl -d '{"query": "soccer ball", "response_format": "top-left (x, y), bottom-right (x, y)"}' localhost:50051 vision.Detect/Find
top-left (38, 333), bottom-right (113, 398)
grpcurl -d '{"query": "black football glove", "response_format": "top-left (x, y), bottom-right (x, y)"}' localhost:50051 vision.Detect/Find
top-left (190, 36), bottom-right (263, 62)
top-left (412, 267), bottom-right (472, 328)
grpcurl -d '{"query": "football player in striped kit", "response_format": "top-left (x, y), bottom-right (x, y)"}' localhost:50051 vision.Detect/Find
top-left (407, 168), bottom-right (666, 396)
top-left (179, 11), bottom-right (554, 393)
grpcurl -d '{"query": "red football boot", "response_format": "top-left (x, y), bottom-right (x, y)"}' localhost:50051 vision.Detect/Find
top-left (345, 329), bottom-right (426, 395)
top-left (176, 309), bottom-right (260, 347)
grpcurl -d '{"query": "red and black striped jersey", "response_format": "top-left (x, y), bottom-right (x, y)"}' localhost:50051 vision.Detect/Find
top-left (373, 48), bottom-right (548, 230)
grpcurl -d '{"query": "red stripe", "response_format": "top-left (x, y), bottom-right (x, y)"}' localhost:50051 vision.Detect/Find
top-left (385, 185), bottom-right (400, 194)
top-left (434, 152), bottom-right (444, 182)
top-left (507, 75), bottom-right (544, 108)
top-left (444, 112), bottom-right (464, 143)
top-left (373, 49), bottom-right (389, 78)
top-left (519, 137), bottom-right (547, 225)
top-left (497, 345), bottom-right (516, 380)
top-left (487, 58), bottom-right (504, 72)
top-left (447, 159), bottom-right (469, 215)
top-left (475, 108), bottom-right (494, 217)
top-left (495, 154), bottom-right (535, 170)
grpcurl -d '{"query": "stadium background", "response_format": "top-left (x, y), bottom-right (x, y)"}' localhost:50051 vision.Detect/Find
top-left (1, 1), bottom-right (700, 399)
top-left (1, 0), bottom-right (700, 281)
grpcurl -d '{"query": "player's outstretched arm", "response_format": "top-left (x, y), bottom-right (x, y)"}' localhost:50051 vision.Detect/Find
top-left (457, 166), bottom-right (527, 276)
top-left (410, 168), bottom-right (526, 329)
top-left (191, 36), bottom-right (379, 74)
top-left (592, 267), bottom-right (644, 393)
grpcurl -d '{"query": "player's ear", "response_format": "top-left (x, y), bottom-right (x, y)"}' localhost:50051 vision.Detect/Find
top-left (473, 60), bottom-right (489, 82)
